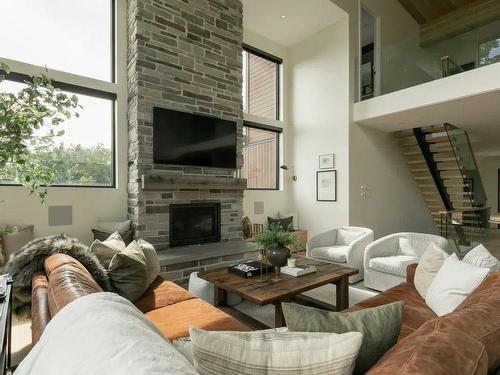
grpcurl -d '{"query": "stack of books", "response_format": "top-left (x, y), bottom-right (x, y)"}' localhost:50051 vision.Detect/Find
top-left (280, 264), bottom-right (317, 277)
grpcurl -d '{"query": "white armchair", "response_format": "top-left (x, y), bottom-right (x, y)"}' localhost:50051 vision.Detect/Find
top-left (306, 226), bottom-right (374, 283)
top-left (364, 232), bottom-right (448, 292)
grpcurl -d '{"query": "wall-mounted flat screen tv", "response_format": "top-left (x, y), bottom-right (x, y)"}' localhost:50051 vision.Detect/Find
top-left (153, 107), bottom-right (237, 169)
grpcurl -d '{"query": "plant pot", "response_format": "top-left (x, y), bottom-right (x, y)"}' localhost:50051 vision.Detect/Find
top-left (265, 246), bottom-right (291, 269)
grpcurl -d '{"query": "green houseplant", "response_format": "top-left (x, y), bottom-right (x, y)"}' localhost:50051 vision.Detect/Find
top-left (0, 63), bottom-right (80, 203)
top-left (255, 224), bottom-right (301, 279)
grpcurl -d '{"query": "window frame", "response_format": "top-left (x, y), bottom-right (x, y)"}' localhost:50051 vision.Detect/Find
top-left (242, 121), bottom-right (282, 191)
top-left (242, 43), bottom-right (282, 121)
top-left (0, 0), bottom-right (117, 189)
top-left (477, 33), bottom-right (500, 68)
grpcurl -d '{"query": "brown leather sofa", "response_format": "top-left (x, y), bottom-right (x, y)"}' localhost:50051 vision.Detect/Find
top-left (31, 255), bottom-right (499, 375)
top-left (31, 253), bottom-right (249, 344)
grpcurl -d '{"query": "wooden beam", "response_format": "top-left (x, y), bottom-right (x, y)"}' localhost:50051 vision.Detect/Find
top-left (420, 0), bottom-right (500, 46)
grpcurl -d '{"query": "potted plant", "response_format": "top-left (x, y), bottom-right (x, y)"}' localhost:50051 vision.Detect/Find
top-left (255, 224), bottom-right (301, 280)
top-left (0, 63), bottom-right (80, 203)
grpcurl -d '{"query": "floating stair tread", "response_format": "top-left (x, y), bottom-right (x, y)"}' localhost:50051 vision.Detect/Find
top-left (393, 129), bottom-right (414, 138)
top-left (407, 159), bottom-right (426, 165)
top-left (422, 125), bottom-right (447, 134)
top-left (398, 139), bottom-right (418, 147)
top-left (411, 167), bottom-right (431, 172)
top-left (426, 135), bottom-right (450, 143)
top-left (403, 150), bottom-right (423, 156)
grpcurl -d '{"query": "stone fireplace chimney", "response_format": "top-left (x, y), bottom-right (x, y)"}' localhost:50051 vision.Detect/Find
top-left (127, 0), bottom-right (245, 251)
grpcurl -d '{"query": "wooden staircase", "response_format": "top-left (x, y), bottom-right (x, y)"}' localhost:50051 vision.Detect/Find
top-left (394, 125), bottom-right (487, 245)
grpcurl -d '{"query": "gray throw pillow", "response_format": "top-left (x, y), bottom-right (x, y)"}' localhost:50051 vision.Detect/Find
top-left (282, 301), bottom-right (404, 375)
top-left (108, 240), bottom-right (148, 301)
top-left (89, 231), bottom-right (126, 268)
top-left (92, 228), bottom-right (134, 245)
top-left (267, 216), bottom-right (294, 231)
top-left (137, 238), bottom-right (160, 286)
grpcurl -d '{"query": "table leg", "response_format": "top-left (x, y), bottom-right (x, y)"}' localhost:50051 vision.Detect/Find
top-left (214, 287), bottom-right (227, 307)
top-left (335, 276), bottom-right (349, 311)
top-left (273, 300), bottom-right (286, 328)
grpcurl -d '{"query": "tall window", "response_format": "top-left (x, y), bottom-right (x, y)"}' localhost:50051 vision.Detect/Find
top-left (0, 0), bottom-right (116, 187)
top-left (242, 124), bottom-right (281, 190)
top-left (479, 36), bottom-right (500, 67)
top-left (242, 45), bottom-right (282, 190)
top-left (243, 45), bottom-right (282, 121)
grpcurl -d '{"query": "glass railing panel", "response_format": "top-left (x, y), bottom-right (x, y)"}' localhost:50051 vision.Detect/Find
top-left (444, 124), bottom-right (488, 209)
top-left (358, 4), bottom-right (500, 101)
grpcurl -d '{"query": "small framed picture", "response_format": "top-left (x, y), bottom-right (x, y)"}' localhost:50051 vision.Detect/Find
top-left (317, 170), bottom-right (337, 202)
top-left (319, 153), bottom-right (334, 169)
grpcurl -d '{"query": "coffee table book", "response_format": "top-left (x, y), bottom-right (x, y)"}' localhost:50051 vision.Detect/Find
top-left (280, 265), bottom-right (317, 277)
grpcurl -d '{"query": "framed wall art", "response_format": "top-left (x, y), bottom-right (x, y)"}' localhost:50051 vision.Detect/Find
top-left (316, 170), bottom-right (337, 202)
top-left (319, 153), bottom-right (334, 169)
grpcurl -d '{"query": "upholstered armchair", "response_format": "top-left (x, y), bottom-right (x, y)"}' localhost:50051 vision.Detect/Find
top-left (306, 226), bottom-right (374, 283)
top-left (364, 232), bottom-right (448, 292)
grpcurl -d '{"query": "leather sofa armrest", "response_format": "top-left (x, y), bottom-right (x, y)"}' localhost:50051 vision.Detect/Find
top-left (44, 254), bottom-right (103, 317)
top-left (31, 272), bottom-right (51, 344)
top-left (406, 263), bottom-right (418, 284)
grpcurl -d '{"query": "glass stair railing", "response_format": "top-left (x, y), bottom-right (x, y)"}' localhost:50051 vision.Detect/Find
top-left (441, 56), bottom-right (465, 78)
top-left (439, 124), bottom-right (490, 254)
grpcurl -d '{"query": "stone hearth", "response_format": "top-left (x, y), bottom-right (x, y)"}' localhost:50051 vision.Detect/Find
top-left (127, 0), bottom-right (248, 283)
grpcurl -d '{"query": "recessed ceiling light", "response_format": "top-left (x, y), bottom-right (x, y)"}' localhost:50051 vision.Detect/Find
top-left (281, 15), bottom-right (286, 19)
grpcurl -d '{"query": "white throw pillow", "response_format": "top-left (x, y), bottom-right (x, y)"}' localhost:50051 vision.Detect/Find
top-left (414, 243), bottom-right (450, 298)
top-left (398, 237), bottom-right (418, 257)
top-left (462, 244), bottom-right (499, 273)
top-left (95, 219), bottom-right (132, 233)
top-left (137, 238), bottom-right (161, 286)
top-left (89, 231), bottom-right (127, 268)
top-left (337, 228), bottom-right (362, 246)
top-left (425, 257), bottom-right (489, 316)
top-left (189, 328), bottom-right (362, 375)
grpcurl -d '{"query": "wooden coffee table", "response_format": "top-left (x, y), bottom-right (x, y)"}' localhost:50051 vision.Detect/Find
top-left (198, 257), bottom-right (358, 328)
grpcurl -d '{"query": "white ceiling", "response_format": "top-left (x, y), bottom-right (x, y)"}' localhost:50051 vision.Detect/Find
top-left (243, 0), bottom-right (345, 47)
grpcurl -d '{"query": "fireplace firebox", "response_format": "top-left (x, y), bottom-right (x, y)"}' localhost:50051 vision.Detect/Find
top-left (169, 203), bottom-right (221, 247)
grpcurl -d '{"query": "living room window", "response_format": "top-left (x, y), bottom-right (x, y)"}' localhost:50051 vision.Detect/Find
top-left (243, 44), bottom-right (282, 121)
top-left (0, 0), bottom-right (116, 187)
top-left (242, 123), bottom-right (281, 190)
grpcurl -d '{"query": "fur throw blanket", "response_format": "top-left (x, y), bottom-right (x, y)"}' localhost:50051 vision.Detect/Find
top-left (6, 234), bottom-right (112, 317)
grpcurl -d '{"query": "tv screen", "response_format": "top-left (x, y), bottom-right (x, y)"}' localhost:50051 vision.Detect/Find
top-left (153, 107), bottom-right (237, 169)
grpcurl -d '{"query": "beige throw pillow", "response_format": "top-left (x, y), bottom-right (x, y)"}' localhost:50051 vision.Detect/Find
top-left (189, 327), bottom-right (362, 375)
top-left (137, 239), bottom-right (160, 286)
top-left (414, 243), bottom-right (450, 298)
top-left (108, 240), bottom-right (148, 301)
top-left (89, 231), bottom-right (126, 268)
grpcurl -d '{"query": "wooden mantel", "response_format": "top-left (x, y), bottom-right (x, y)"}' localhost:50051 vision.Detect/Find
top-left (141, 173), bottom-right (247, 191)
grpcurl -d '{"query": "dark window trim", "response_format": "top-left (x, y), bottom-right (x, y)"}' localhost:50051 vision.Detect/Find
top-left (0, 79), bottom-right (117, 189)
top-left (4, 72), bottom-right (117, 100)
top-left (243, 44), bottom-right (282, 121)
top-left (243, 43), bottom-right (283, 64)
top-left (243, 122), bottom-right (281, 191)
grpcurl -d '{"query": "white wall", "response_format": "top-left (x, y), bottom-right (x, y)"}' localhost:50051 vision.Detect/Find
top-left (349, 124), bottom-right (437, 237)
top-left (477, 156), bottom-right (500, 215)
top-left (288, 18), bottom-right (351, 237)
top-left (242, 29), bottom-right (292, 226)
top-left (0, 1), bottom-right (128, 246)
top-left (329, 0), bottom-right (437, 238)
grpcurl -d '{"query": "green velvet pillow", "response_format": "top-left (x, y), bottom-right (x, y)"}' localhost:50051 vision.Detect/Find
top-left (282, 301), bottom-right (404, 375)
top-left (108, 240), bottom-right (148, 302)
